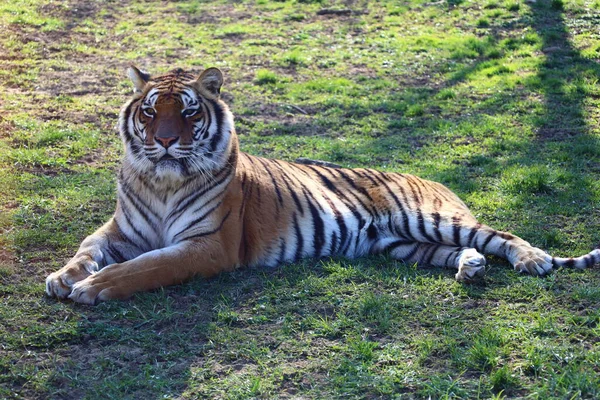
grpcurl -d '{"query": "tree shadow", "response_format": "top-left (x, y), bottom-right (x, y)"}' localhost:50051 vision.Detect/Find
top-left (528, 0), bottom-right (600, 160)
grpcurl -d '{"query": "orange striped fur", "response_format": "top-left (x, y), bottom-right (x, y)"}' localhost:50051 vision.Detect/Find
top-left (45, 67), bottom-right (600, 305)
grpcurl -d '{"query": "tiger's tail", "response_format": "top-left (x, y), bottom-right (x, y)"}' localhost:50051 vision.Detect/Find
top-left (552, 248), bottom-right (600, 269)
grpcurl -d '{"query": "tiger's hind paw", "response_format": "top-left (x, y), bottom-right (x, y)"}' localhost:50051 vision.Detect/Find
top-left (513, 248), bottom-right (553, 276)
top-left (455, 248), bottom-right (486, 282)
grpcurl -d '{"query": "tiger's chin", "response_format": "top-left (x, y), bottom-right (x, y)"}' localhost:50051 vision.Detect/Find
top-left (154, 159), bottom-right (186, 181)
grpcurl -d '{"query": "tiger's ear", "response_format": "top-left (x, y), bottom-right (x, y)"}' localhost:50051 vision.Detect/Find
top-left (195, 68), bottom-right (223, 97)
top-left (127, 65), bottom-right (151, 93)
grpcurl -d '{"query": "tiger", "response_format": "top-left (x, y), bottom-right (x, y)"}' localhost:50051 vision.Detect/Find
top-left (45, 66), bottom-right (600, 305)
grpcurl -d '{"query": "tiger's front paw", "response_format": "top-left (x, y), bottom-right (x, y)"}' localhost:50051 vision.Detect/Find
top-left (45, 258), bottom-right (99, 299)
top-left (69, 274), bottom-right (115, 305)
top-left (512, 247), bottom-right (553, 276)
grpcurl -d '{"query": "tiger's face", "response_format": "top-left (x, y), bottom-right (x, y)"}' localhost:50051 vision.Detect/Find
top-left (120, 67), bottom-right (234, 182)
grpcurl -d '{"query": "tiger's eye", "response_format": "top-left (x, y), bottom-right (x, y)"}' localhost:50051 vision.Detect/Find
top-left (142, 107), bottom-right (156, 117)
top-left (182, 108), bottom-right (198, 117)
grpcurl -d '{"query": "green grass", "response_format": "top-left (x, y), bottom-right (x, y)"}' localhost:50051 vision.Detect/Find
top-left (1, 0), bottom-right (600, 398)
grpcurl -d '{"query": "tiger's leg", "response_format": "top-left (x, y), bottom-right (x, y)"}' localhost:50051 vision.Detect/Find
top-left (45, 218), bottom-right (144, 299)
top-left (388, 241), bottom-right (486, 281)
top-left (68, 239), bottom-right (236, 305)
top-left (463, 225), bottom-right (553, 276)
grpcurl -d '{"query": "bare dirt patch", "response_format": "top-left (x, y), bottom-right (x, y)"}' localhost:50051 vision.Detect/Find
top-left (536, 126), bottom-right (586, 141)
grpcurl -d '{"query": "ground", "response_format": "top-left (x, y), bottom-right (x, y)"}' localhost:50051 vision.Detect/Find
top-left (1, 0), bottom-right (600, 398)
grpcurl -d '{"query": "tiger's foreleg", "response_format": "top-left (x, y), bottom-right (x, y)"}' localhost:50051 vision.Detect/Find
top-left (45, 219), bottom-right (144, 299)
top-left (388, 242), bottom-right (487, 281)
top-left (68, 239), bottom-right (235, 305)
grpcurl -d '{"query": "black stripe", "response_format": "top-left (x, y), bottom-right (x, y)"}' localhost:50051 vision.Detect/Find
top-left (208, 100), bottom-right (224, 151)
top-left (173, 158), bottom-right (231, 214)
top-left (564, 258), bottom-right (575, 268)
top-left (467, 223), bottom-right (482, 247)
top-left (140, 173), bottom-right (169, 204)
top-left (105, 243), bottom-right (126, 264)
top-left (202, 110), bottom-right (213, 151)
top-left (385, 239), bottom-right (415, 252)
top-left (168, 189), bottom-right (223, 231)
top-left (403, 243), bottom-right (420, 261)
top-left (410, 176), bottom-right (425, 202)
top-left (330, 231), bottom-right (338, 255)
top-left (335, 214), bottom-right (349, 256)
top-left (258, 158), bottom-right (284, 206)
top-left (272, 160), bottom-right (305, 216)
top-left (168, 159), bottom-right (233, 220)
top-left (321, 167), bottom-right (379, 219)
top-left (480, 232), bottom-right (497, 253)
top-left (427, 182), bottom-right (452, 202)
top-left (387, 211), bottom-right (395, 236)
top-left (187, 189), bottom-right (229, 222)
top-left (370, 173), bottom-right (413, 240)
top-left (336, 169), bottom-right (375, 202)
top-left (304, 167), bottom-right (352, 254)
top-left (367, 223), bottom-right (378, 240)
top-left (498, 232), bottom-right (516, 240)
top-left (306, 195), bottom-right (325, 258)
top-left (432, 212), bottom-right (443, 241)
top-left (341, 231), bottom-right (355, 255)
top-left (293, 213), bottom-right (304, 260)
top-left (179, 209), bottom-right (231, 241)
top-left (120, 98), bottom-right (138, 143)
top-left (241, 234), bottom-right (249, 262)
top-left (417, 209), bottom-right (437, 243)
top-left (239, 172), bottom-right (248, 219)
top-left (255, 181), bottom-right (262, 204)
top-left (173, 200), bottom-right (223, 240)
top-left (278, 238), bottom-right (287, 264)
top-left (396, 186), bottom-right (413, 238)
top-left (132, 106), bottom-right (147, 142)
top-left (444, 250), bottom-right (455, 267)
top-left (424, 244), bottom-right (440, 265)
top-left (119, 202), bottom-right (152, 249)
top-left (372, 169), bottom-right (393, 182)
top-left (404, 176), bottom-right (423, 206)
top-left (301, 185), bottom-right (325, 213)
top-left (121, 183), bottom-right (161, 222)
top-left (352, 169), bottom-right (377, 186)
top-left (284, 177), bottom-right (305, 215)
top-left (306, 165), bottom-right (336, 192)
top-left (452, 216), bottom-right (462, 246)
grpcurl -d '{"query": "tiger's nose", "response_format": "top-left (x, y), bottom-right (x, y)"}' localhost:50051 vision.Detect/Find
top-left (155, 136), bottom-right (178, 148)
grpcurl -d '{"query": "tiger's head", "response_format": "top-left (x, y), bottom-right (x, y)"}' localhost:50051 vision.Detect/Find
top-left (119, 66), bottom-right (236, 182)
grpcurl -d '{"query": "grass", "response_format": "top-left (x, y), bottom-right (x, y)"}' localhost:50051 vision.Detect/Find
top-left (1, 0), bottom-right (600, 398)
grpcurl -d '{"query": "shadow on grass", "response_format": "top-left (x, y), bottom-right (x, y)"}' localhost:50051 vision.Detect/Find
top-left (40, 268), bottom-right (275, 399)
top-left (529, 0), bottom-right (600, 139)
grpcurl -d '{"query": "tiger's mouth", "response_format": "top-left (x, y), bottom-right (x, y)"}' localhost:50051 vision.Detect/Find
top-left (154, 153), bottom-right (180, 165)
